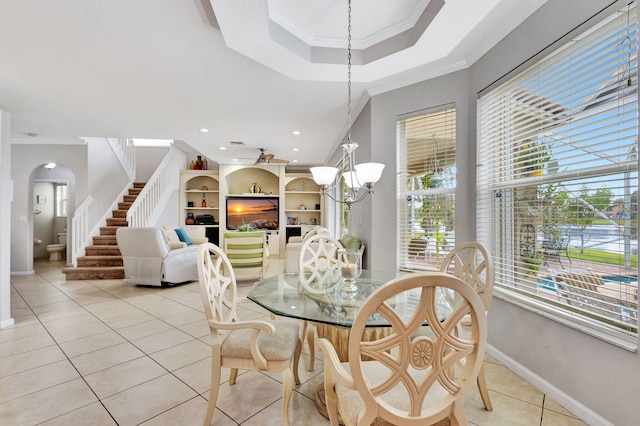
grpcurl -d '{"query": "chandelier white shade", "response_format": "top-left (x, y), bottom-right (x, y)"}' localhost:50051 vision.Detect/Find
top-left (355, 163), bottom-right (385, 185)
top-left (310, 166), bottom-right (339, 186)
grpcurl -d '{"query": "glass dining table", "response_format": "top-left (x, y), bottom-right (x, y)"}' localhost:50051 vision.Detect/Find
top-left (247, 269), bottom-right (452, 362)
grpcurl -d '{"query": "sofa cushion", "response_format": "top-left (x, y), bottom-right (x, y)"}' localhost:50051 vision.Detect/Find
top-left (175, 227), bottom-right (193, 245)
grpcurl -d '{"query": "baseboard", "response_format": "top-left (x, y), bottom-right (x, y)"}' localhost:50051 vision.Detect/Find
top-left (1, 318), bottom-right (15, 328)
top-left (10, 270), bottom-right (35, 276)
top-left (486, 345), bottom-right (614, 426)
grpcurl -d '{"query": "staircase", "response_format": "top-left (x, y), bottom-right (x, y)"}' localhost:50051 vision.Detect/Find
top-left (63, 182), bottom-right (145, 280)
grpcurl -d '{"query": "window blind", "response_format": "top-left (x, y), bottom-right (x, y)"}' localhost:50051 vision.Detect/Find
top-left (477, 2), bottom-right (638, 344)
top-left (397, 105), bottom-right (456, 271)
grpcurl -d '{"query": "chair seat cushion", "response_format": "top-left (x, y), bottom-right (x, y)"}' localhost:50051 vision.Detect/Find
top-left (221, 320), bottom-right (300, 361)
top-left (336, 360), bottom-right (448, 425)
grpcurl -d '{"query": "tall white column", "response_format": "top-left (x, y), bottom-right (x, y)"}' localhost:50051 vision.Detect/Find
top-left (0, 111), bottom-right (14, 328)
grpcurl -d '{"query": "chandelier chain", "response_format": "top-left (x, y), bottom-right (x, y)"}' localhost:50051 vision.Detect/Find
top-left (347, 0), bottom-right (352, 143)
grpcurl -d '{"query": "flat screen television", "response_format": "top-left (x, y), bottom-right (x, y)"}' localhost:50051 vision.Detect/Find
top-left (226, 197), bottom-right (279, 230)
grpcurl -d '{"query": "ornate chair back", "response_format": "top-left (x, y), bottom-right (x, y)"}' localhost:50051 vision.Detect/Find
top-left (439, 241), bottom-right (494, 411)
top-left (196, 243), bottom-right (302, 426)
top-left (318, 272), bottom-right (487, 425)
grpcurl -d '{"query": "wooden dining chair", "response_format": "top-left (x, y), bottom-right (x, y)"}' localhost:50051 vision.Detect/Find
top-left (298, 233), bottom-right (345, 371)
top-left (197, 243), bottom-right (302, 426)
top-left (439, 241), bottom-right (494, 411)
top-left (317, 271), bottom-right (487, 426)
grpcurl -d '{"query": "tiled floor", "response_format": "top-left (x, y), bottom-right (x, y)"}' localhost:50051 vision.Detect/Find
top-left (1, 259), bottom-right (588, 425)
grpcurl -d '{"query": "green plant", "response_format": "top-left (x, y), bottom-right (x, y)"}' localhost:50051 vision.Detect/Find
top-left (518, 139), bottom-right (550, 172)
top-left (236, 223), bottom-right (255, 232)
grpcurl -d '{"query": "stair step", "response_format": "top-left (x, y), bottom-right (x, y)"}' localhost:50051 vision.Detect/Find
top-left (118, 202), bottom-right (133, 210)
top-left (123, 195), bottom-right (137, 203)
top-left (111, 210), bottom-right (127, 219)
top-left (107, 217), bottom-right (128, 226)
top-left (133, 182), bottom-right (146, 188)
top-left (100, 226), bottom-right (123, 236)
top-left (85, 245), bottom-right (121, 256)
top-left (77, 256), bottom-right (123, 267)
top-left (93, 235), bottom-right (117, 245)
top-left (128, 188), bottom-right (142, 196)
top-left (63, 266), bottom-right (124, 280)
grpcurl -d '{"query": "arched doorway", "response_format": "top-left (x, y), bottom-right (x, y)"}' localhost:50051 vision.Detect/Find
top-left (32, 163), bottom-right (75, 264)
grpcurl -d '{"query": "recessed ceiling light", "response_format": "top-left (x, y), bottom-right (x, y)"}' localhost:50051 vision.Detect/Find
top-left (292, 148), bottom-right (299, 152)
top-left (219, 147), bottom-right (227, 150)
top-left (200, 128), bottom-right (209, 133)
top-left (292, 130), bottom-right (301, 135)
top-left (232, 158), bottom-right (238, 162)
top-left (292, 159), bottom-right (298, 163)
top-left (44, 163), bottom-right (56, 169)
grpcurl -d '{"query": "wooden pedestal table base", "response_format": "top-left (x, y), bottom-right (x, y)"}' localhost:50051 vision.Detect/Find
top-left (312, 322), bottom-right (393, 423)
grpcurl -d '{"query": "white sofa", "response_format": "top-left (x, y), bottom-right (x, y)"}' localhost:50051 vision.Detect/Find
top-left (284, 226), bottom-right (330, 273)
top-left (160, 225), bottom-right (208, 250)
top-left (116, 227), bottom-right (200, 286)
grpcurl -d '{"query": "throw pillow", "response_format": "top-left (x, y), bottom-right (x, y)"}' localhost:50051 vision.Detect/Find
top-left (174, 227), bottom-right (193, 245)
top-left (340, 234), bottom-right (362, 251)
top-left (162, 227), bottom-right (181, 244)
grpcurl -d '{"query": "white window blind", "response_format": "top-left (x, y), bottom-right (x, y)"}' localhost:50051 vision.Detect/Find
top-left (397, 105), bottom-right (456, 271)
top-left (477, 2), bottom-right (638, 345)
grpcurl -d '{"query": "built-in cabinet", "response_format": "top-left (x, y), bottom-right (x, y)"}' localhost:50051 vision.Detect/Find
top-left (284, 174), bottom-right (324, 243)
top-left (179, 170), bottom-right (221, 245)
top-left (180, 166), bottom-right (325, 256)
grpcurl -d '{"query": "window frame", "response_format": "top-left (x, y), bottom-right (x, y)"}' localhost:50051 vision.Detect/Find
top-left (397, 104), bottom-right (457, 272)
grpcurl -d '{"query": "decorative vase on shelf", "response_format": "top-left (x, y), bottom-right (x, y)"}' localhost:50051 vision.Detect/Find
top-left (195, 155), bottom-right (204, 170)
top-left (249, 182), bottom-right (261, 194)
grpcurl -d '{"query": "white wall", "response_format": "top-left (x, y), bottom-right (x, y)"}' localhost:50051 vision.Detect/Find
top-left (135, 146), bottom-right (169, 181)
top-left (0, 111), bottom-right (14, 328)
top-left (86, 138), bottom-right (130, 236)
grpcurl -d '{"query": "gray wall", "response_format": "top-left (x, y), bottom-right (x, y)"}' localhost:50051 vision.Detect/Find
top-left (350, 0), bottom-right (638, 424)
top-left (468, 1), bottom-right (639, 425)
top-left (11, 142), bottom-right (88, 274)
top-left (368, 68), bottom-right (471, 272)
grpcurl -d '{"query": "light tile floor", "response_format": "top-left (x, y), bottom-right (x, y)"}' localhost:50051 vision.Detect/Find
top-left (0, 259), bottom-right (589, 425)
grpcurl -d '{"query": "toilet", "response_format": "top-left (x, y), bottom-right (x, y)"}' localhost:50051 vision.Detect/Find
top-left (46, 233), bottom-right (67, 261)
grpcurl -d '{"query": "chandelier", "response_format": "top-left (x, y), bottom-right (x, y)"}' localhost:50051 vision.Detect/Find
top-left (310, 0), bottom-right (385, 210)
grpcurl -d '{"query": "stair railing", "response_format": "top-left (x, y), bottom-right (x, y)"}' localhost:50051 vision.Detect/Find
top-left (127, 144), bottom-right (187, 227)
top-left (108, 137), bottom-right (136, 181)
top-left (70, 195), bottom-right (93, 267)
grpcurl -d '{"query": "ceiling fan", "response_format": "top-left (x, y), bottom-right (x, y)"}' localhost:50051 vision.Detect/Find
top-left (254, 148), bottom-right (289, 165)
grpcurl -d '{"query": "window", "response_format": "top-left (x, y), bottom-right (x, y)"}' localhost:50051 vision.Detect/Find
top-left (477, 2), bottom-right (638, 345)
top-left (55, 183), bottom-right (68, 217)
top-left (397, 105), bottom-right (456, 271)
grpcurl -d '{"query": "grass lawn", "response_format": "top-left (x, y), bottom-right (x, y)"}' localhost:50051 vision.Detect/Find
top-left (567, 246), bottom-right (638, 268)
